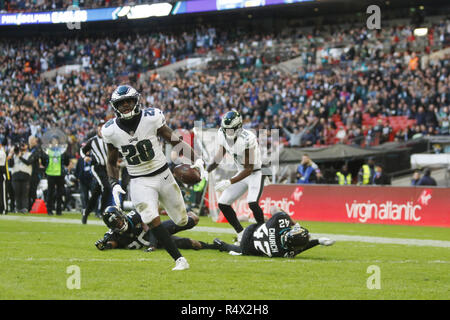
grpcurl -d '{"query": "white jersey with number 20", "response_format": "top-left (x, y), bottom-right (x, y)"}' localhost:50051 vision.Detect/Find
top-left (102, 107), bottom-right (167, 177)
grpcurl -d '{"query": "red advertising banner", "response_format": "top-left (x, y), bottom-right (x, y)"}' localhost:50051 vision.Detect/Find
top-left (218, 185), bottom-right (450, 227)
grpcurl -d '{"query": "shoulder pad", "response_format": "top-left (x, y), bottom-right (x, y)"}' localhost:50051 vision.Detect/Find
top-left (101, 119), bottom-right (116, 137)
top-left (104, 119), bottom-right (115, 128)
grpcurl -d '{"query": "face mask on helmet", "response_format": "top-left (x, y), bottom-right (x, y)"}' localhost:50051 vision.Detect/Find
top-left (110, 85), bottom-right (141, 120)
top-left (281, 226), bottom-right (310, 251)
top-left (103, 207), bottom-right (129, 234)
top-left (221, 111), bottom-right (243, 139)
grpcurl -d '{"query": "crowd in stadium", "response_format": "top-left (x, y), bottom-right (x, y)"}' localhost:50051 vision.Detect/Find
top-left (1, 20), bottom-right (449, 156)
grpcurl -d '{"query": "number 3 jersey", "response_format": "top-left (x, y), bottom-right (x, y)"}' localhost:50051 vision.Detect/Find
top-left (101, 108), bottom-right (167, 177)
top-left (241, 212), bottom-right (296, 258)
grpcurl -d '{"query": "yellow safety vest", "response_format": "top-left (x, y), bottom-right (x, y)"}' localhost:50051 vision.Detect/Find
top-left (362, 164), bottom-right (371, 185)
top-left (193, 178), bottom-right (206, 192)
top-left (46, 149), bottom-right (62, 176)
top-left (336, 172), bottom-right (352, 185)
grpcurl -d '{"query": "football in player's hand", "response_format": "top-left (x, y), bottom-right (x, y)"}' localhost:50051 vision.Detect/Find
top-left (173, 164), bottom-right (201, 185)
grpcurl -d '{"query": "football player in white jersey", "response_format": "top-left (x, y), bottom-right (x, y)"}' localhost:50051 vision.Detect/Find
top-left (102, 85), bottom-right (205, 271)
top-left (206, 110), bottom-right (265, 244)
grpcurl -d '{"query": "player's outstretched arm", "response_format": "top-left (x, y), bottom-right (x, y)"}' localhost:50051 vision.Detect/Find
top-left (215, 147), bottom-right (254, 192)
top-left (158, 124), bottom-right (207, 179)
top-left (229, 148), bottom-right (254, 184)
top-left (157, 125), bottom-right (199, 163)
top-left (206, 146), bottom-right (226, 173)
top-left (106, 143), bottom-right (120, 182)
top-left (95, 239), bottom-right (118, 250)
top-left (106, 143), bottom-right (125, 206)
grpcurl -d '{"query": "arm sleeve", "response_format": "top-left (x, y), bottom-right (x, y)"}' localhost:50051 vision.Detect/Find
top-left (21, 150), bottom-right (39, 165)
top-left (63, 153), bottom-right (70, 166)
top-left (217, 131), bottom-right (225, 147)
top-left (154, 108), bottom-right (166, 130)
top-left (19, 156), bottom-right (32, 165)
top-left (282, 127), bottom-right (292, 138)
top-left (103, 230), bottom-right (120, 243)
top-left (74, 160), bottom-right (82, 179)
top-left (302, 167), bottom-right (314, 183)
top-left (80, 138), bottom-right (93, 158)
top-left (245, 134), bottom-right (257, 150)
top-left (41, 152), bottom-right (49, 168)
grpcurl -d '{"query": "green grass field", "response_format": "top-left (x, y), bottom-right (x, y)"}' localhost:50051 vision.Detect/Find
top-left (0, 212), bottom-right (449, 300)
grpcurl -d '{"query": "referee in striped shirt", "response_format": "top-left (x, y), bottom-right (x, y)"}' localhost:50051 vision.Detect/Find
top-left (80, 120), bottom-right (112, 224)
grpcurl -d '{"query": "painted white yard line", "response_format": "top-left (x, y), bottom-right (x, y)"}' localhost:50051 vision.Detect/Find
top-left (2, 257), bottom-right (448, 264)
top-left (1, 215), bottom-right (450, 248)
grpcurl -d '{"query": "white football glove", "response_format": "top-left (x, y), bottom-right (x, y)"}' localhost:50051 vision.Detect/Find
top-left (191, 159), bottom-right (207, 180)
top-left (112, 184), bottom-right (126, 206)
top-left (318, 237), bottom-right (335, 246)
top-left (215, 179), bottom-right (231, 192)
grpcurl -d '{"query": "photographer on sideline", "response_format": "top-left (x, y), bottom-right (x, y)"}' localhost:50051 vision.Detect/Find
top-left (7, 140), bottom-right (32, 213)
top-left (27, 136), bottom-right (45, 211)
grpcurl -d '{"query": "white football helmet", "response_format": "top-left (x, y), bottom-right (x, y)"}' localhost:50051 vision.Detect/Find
top-left (221, 110), bottom-right (243, 139)
top-left (110, 85), bottom-right (141, 120)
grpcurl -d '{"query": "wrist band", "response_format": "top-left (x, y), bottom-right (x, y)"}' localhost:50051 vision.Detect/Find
top-left (109, 177), bottom-right (119, 188)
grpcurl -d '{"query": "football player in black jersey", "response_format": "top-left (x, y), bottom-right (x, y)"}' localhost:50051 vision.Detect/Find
top-left (95, 206), bottom-right (218, 251)
top-left (213, 206), bottom-right (335, 258)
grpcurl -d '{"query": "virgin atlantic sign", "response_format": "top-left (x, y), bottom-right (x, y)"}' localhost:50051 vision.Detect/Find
top-left (218, 185), bottom-right (450, 227)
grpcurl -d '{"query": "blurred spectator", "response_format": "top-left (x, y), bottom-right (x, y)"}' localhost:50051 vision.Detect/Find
top-left (42, 137), bottom-right (70, 215)
top-left (7, 140), bottom-right (32, 213)
top-left (27, 135), bottom-right (45, 210)
top-left (64, 159), bottom-right (78, 211)
top-left (372, 164), bottom-right (391, 185)
top-left (74, 154), bottom-right (93, 212)
top-left (296, 154), bottom-right (317, 184)
top-left (335, 164), bottom-right (352, 185)
top-left (411, 170), bottom-right (421, 186)
top-left (0, 142), bottom-right (8, 214)
top-left (282, 127), bottom-right (303, 147)
top-left (416, 168), bottom-right (437, 186)
top-left (357, 157), bottom-right (375, 185)
top-left (439, 116), bottom-right (449, 135)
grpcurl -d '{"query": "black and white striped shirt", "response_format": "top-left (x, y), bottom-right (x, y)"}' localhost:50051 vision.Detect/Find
top-left (80, 135), bottom-right (108, 167)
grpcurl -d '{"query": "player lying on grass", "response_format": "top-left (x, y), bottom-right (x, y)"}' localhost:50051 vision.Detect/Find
top-left (95, 206), bottom-right (219, 251)
top-left (213, 206), bottom-right (335, 258)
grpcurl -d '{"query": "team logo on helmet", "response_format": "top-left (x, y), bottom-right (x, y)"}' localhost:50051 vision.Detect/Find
top-left (110, 85), bottom-right (141, 120)
top-left (221, 110), bottom-right (243, 139)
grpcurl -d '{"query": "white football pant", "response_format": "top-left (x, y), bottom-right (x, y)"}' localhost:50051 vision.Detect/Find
top-left (129, 167), bottom-right (188, 226)
top-left (218, 170), bottom-right (264, 205)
